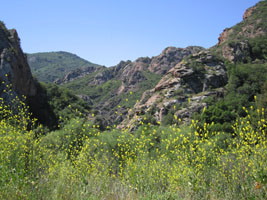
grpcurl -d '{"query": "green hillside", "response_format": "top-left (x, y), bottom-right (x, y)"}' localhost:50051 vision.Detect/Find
top-left (194, 0), bottom-right (267, 133)
top-left (27, 51), bottom-right (102, 83)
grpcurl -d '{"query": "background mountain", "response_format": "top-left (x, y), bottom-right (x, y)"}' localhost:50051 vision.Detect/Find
top-left (27, 51), bottom-right (103, 83)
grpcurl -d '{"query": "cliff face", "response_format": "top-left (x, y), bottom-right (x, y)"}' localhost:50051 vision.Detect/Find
top-left (0, 22), bottom-right (56, 127)
top-left (243, 4), bottom-right (257, 20)
top-left (0, 23), bottom-right (37, 98)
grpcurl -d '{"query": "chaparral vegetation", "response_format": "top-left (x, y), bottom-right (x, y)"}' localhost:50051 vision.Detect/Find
top-left (0, 85), bottom-right (266, 199)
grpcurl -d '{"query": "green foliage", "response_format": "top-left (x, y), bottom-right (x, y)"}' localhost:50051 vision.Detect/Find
top-left (249, 36), bottom-right (267, 61)
top-left (27, 51), bottom-right (101, 82)
top-left (142, 105), bottom-right (158, 125)
top-left (141, 70), bottom-right (162, 89)
top-left (194, 62), bottom-right (267, 133)
top-left (64, 74), bottom-right (121, 103)
top-left (162, 107), bottom-right (176, 126)
top-left (20, 80), bottom-right (90, 130)
top-left (189, 60), bottom-right (206, 74)
top-left (227, 62), bottom-right (267, 101)
top-left (43, 83), bottom-right (90, 127)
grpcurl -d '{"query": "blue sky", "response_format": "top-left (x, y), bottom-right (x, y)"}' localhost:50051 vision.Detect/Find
top-left (1, 0), bottom-right (260, 66)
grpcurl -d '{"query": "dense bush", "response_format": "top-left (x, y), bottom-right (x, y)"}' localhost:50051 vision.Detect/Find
top-left (249, 36), bottom-right (267, 61)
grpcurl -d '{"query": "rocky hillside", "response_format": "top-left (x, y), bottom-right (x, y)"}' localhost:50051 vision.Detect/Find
top-left (56, 0), bottom-right (267, 130)
top-left (60, 46), bottom-right (204, 127)
top-left (213, 0), bottom-right (267, 62)
top-left (119, 0), bottom-right (267, 130)
top-left (27, 51), bottom-right (103, 83)
top-left (119, 51), bottom-right (227, 129)
top-left (1, 1), bottom-right (266, 131)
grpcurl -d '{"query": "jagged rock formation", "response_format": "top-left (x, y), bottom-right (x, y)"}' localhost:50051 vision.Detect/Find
top-left (243, 4), bottom-right (257, 20)
top-left (0, 21), bottom-right (57, 127)
top-left (114, 46), bottom-right (204, 94)
top-left (54, 66), bottom-right (104, 84)
top-left (149, 46), bottom-right (204, 74)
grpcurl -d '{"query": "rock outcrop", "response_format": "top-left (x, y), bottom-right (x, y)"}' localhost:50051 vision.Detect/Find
top-left (221, 40), bottom-right (251, 63)
top-left (149, 46), bottom-right (204, 74)
top-left (103, 46), bottom-right (204, 93)
top-left (0, 23), bottom-right (37, 98)
top-left (215, 1), bottom-right (266, 63)
top-left (243, 5), bottom-right (257, 20)
top-left (218, 28), bottom-right (233, 45)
